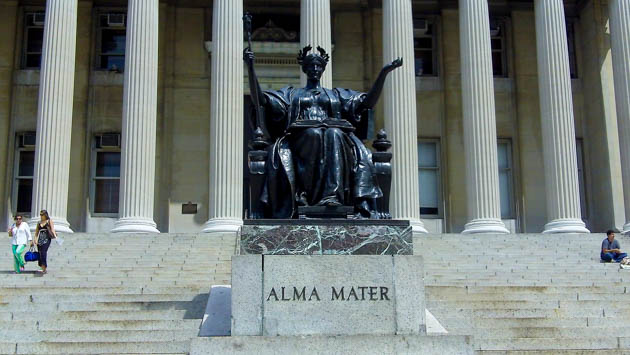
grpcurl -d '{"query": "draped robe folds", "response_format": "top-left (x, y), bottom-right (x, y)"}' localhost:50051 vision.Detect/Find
top-left (258, 86), bottom-right (382, 218)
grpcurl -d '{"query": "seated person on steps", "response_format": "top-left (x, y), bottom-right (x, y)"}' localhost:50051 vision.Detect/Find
top-left (601, 229), bottom-right (627, 263)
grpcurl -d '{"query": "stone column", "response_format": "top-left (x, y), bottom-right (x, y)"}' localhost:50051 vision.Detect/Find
top-left (300, 0), bottom-right (332, 87)
top-left (534, 0), bottom-right (589, 233)
top-left (459, 0), bottom-right (509, 234)
top-left (202, 0), bottom-right (243, 233)
top-left (383, 0), bottom-right (427, 233)
top-left (111, 0), bottom-right (159, 233)
top-left (609, 0), bottom-right (630, 233)
top-left (30, 0), bottom-right (78, 233)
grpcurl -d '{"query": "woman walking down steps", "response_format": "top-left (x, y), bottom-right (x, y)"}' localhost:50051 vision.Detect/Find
top-left (7, 214), bottom-right (32, 274)
top-left (35, 210), bottom-right (57, 274)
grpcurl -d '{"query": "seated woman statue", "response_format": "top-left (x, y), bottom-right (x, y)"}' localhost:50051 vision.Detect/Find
top-left (244, 45), bottom-right (402, 219)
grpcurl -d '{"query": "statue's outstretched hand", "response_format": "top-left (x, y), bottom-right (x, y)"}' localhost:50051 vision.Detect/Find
top-left (383, 57), bottom-right (403, 73)
top-left (243, 48), bottom-right (255, 65)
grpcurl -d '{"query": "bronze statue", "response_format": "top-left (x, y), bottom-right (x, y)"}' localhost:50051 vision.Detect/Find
top-left (243, 17), bottom-right (402, 219)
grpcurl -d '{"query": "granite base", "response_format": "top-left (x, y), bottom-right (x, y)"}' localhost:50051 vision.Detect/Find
top-left (230, 255), bottom-right (425, 337)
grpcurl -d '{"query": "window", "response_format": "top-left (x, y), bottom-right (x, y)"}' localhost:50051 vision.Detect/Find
top-left (413, 18), bottom-right (437, 76)
top-left (13, 133), bottom-right (36, 215)
top-left (97, 12), bottom-right (126, 72)
top-left (418, 140), bottom-right (441, 217)
top-left (22, 12), bottom-right (45, 69)
top-left (576, 139), bottom-right (587, 219)
top-left (91, 134), bottom-right (121, 215)
top-left (497, 140), bottom-right (514, 218)
top-left (490, 18), bottom-right (507, 77)
top-left (566, 19), bottom-right (578, 79)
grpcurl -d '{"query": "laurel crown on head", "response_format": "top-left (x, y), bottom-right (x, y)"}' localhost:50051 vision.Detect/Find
top-left (297, 45), bottom-right (330, 65)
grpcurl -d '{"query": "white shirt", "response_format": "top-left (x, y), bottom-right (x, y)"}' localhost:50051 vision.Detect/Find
top-left (10, 222), bottom-right (32, 245)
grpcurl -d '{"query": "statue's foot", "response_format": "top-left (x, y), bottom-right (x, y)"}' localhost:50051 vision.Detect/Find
top-left (355, 199), bottom-right (380, 219)
top-left (317, 196), bottom-right (342, 207)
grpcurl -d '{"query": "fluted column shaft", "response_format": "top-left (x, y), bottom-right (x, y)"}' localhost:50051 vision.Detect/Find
top-left (300, 0), bottom-right (332, 87)
top-left (112, 0), bottom-right (159, 233)
top-left (535, 0), bottom-right (589, 233)
top-left (383, 0), bottom-right (427, 233)
top-left (459, 0), bottom-right (509, 234)
top-left (203, 0), bottom-right (243, 233)
top-left (31, 0), bottom-right (78, 233)
top-left (609, 0), bottom-right (630, 233)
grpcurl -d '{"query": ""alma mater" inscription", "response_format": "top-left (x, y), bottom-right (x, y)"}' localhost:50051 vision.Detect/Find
top-left (266, 286), bottom-right (390, 301)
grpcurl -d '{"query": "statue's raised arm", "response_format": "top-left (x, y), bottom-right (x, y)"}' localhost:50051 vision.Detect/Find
top-left (359, 57), bottom-right (403, 111)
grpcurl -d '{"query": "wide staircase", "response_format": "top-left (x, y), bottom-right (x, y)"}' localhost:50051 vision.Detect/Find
top-left (416, 233), bottom-right (630, 355)
top-left (1, 231), bottom-right (629, 354)
top-left (0, 233), bottom-right (235, 355)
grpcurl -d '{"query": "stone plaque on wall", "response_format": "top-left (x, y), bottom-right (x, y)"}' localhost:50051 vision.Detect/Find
top-left (231, 255), bottom-right (425, 337)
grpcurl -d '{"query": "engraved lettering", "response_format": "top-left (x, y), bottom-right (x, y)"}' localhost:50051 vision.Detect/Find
top-left (309, 287), bottom-right (321, 301)
top-left (369, 287), bottom-right (378, 300)
top-left (281, 286), bottom-right (291, 301)
top-left (331, 287), bottom-right (345, 300)
top-left (293, 287), bottom-right (306, 301)
top-left (347, 286), bottom-right (359, 301)
top-left (358, 286), bottom-right (367, 300)
top-left (267, 288), bottom-right (279, 301)
top-left (380, 286), bottom-right (390, 300)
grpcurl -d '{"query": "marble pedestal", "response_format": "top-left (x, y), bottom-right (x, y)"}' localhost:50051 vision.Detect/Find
top-left (239, 220), bottom-right (412, 255)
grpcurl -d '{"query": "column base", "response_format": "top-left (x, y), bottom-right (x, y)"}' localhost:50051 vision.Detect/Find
top-left (410, 219), bottom-right (428, 234)
top-left (543, 219), bottom-right (589, 234)
top-left (202, 218), bottom-right (243, 234)
top-left (111, 217), bottom-right (159, 233)
top-left (623, 222), bottom-right (630, 234)
top-left (462, 218), bottom-right (509, 234)
top-left (29, 217), bottom-right (73, 233)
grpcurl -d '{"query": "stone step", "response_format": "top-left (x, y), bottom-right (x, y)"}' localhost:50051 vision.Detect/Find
top-left (447, 326), bottom-right (630, 339)
top-left (427, 300), bottom-right (630, 310)
top-left (0, 300), bottom-right (206, 312)
top-left (427, 285), bottom-right (627, 295)
top-left (13, 341), bottom-right (189, 354)
top-left (1, 329), bottom-right (196, 343)
top-left (0, 319), bottom-right (200, 331)
top-left (7, 310), bottom-right (191, 321)
top-left (0, 286), bottom-right (209, 295)
top-left (478, 351), bottom-right (630, 355)
top-left (474, 337), bottom-right (622, 351)
top-left (1, 293), bottom-right (206, 304)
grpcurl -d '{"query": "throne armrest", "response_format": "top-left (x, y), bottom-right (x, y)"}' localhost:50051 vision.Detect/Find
top-left (247, 128), bottom-right (269, 219)
top-left (372, 129), bottom-right (392, 219)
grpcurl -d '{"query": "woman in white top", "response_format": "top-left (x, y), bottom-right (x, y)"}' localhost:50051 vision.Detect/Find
top-left (7, 214), bottom-right (32, 274)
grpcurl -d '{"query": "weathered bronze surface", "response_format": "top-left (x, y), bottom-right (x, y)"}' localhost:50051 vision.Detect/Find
top-left (243, 15), bottom-right (400, 219)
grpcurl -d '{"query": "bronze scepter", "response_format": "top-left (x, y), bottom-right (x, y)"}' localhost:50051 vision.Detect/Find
top-left (243, 12), bottom-right (264, 134)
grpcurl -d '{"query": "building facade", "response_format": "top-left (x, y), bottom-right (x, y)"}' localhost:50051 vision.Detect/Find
top-left (0, 0), bottom-right (628, 234)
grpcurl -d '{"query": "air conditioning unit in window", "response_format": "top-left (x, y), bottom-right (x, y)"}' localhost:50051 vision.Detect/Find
top-left (107, 13), bottom-right (126, 27)
top-left (489, 19), bottom-right (501, 37)
top-left (33, 13), bottom-right (45, 26)
top-left (414, 19), bottom-right (429, 36)
top-left (20, 132), bottom-right (36, 148)
top-left (96, 133), bottom-right (121, 148)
